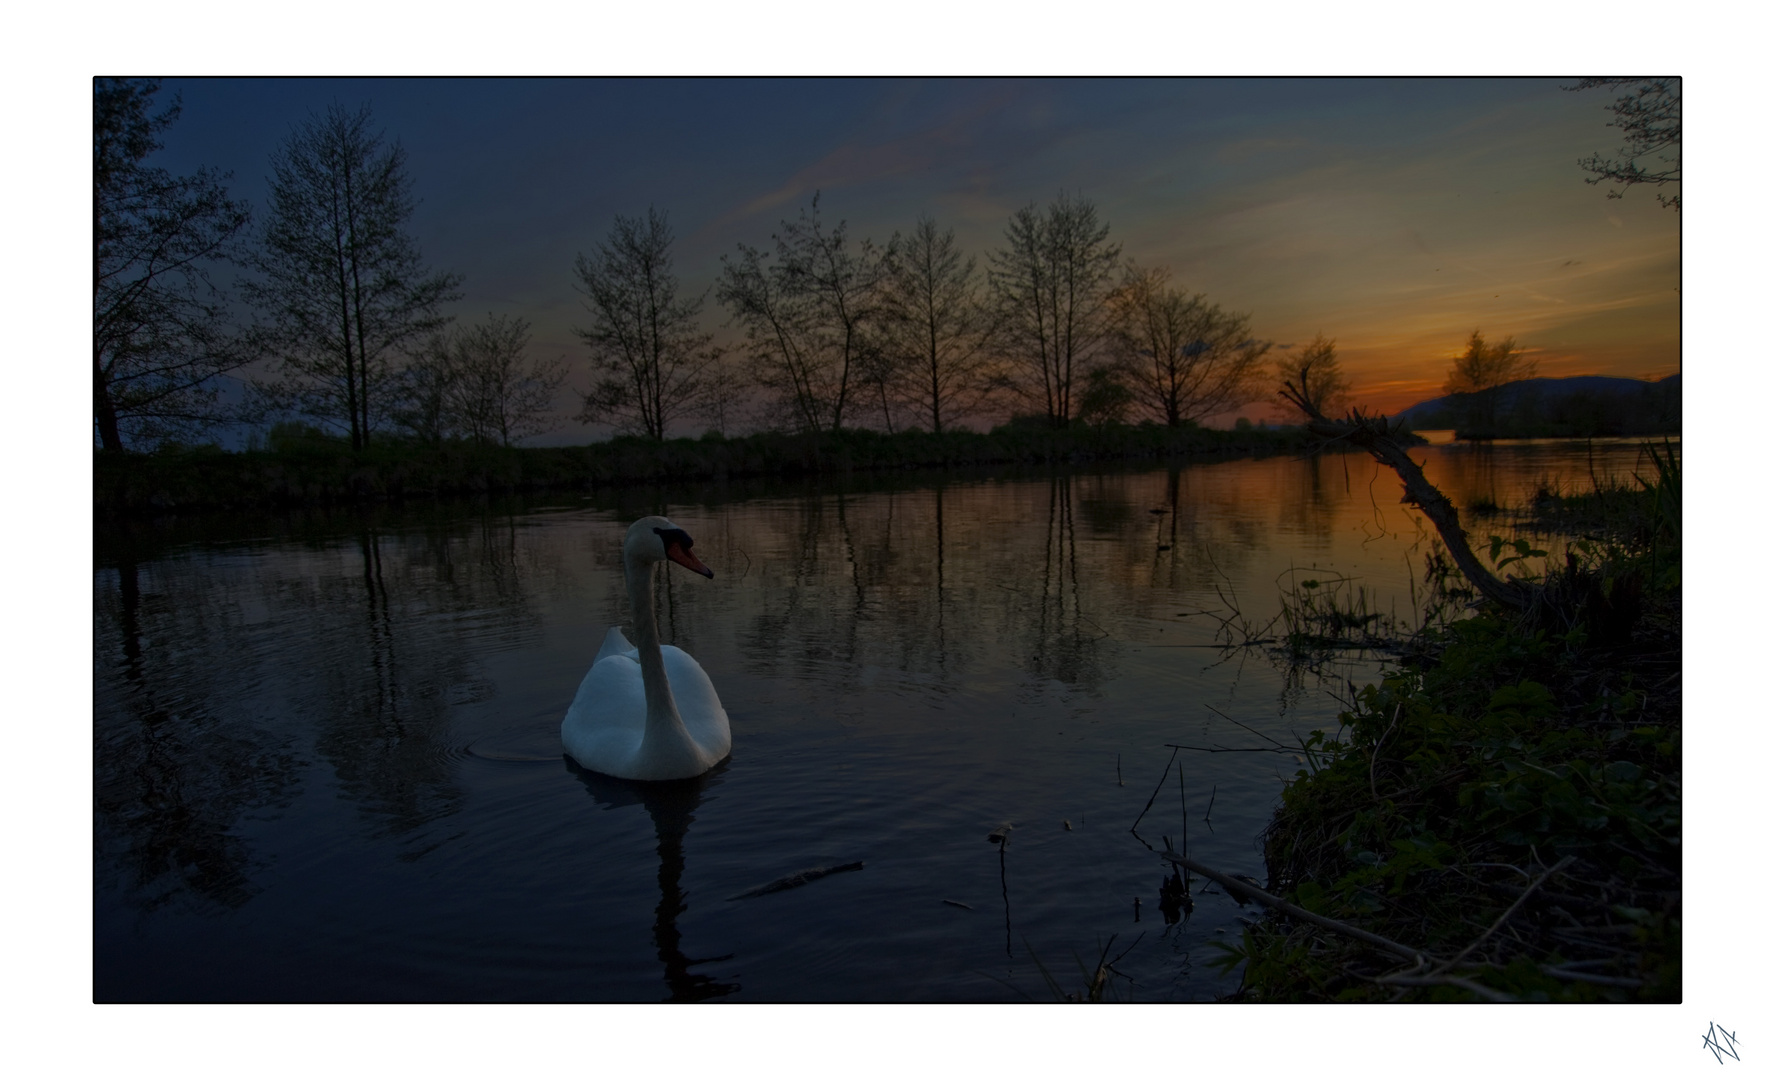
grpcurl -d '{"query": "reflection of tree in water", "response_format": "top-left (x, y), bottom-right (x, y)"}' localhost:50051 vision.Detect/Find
top-left (306, 521), bottom-right (473, 838)
top-left (1021, 473), bottom-right (1108, 690)
top-left (288, 509), bottom-right (568, 838)
top-left (568, 763), bottom-right (739, 1001)
top-left (1276, 453), bottom-right (1341, 551)
top-left (723, 477), bottom-right (1125, 694)
top-left (94, 551), bottom-right (300, 912)
top-left (735, 486), bottom-right (992, 692)
top-left (741, 494), bottom-right (865, 679)
top-left (95, 505), bottom-right (573, 913)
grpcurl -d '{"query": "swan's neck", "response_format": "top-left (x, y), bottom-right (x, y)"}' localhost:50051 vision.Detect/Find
top-left (625, 552), bottom-right (686, 737)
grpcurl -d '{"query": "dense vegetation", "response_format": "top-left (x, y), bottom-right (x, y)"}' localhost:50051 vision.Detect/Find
top-left (1223, 445), bottom-right (1680, 1001)
top-left (93, 420), bottom-right (1320, 515)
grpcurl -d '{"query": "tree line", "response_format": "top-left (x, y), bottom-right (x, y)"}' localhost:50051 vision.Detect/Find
top-left (585, 190), bottom-right (1283, 441)
top-left (96, 83), bottom-right (565, 454)
top-left (95, 82), bottom-right (1301, 454)
top-left (99, 80), bottom-right (1648, 455)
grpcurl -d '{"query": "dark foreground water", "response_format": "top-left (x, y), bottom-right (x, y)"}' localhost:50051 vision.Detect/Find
top-left (93, 438), bottom-right (1669, 1001)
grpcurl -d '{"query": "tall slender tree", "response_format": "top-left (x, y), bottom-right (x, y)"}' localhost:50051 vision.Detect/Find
top-left (717, 193), bottom-right (886, 435)
top-left (392, 330), bottom-right (459, 445)
top-left (574, 208), bottom-right (719, 440)
top-left (877, 215), bottom-right (998, 434)
top-left (93, 78), bottom-right (252, 451)
top-left (244, 103), bottom-right (460, 450)
top-left (450, 314), bottom-right (566, 447)
top-left (988, 192), bottom-right (1121, 427)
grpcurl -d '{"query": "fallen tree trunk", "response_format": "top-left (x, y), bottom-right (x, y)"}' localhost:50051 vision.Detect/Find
top-left (1278, 376), bottom-right (1528, 610)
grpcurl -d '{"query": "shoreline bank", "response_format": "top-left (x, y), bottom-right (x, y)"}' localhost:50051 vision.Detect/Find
top-left (93, 423), bottom-right (1332, 516)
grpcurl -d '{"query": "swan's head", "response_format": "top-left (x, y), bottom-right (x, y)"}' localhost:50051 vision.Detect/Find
top-left (624, 516), bottom-right (713, 578)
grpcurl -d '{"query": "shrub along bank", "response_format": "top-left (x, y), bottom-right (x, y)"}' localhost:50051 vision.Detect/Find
top-left (1223, 453), bottom-right (1680, 1002)
top-left (94, 422), bottom-right (1318, 514)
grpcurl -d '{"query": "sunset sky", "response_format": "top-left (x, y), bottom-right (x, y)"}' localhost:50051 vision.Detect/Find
top-left (139, 76), bottom-right (1680, 437)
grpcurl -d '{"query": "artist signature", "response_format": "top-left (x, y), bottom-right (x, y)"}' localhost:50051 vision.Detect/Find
top-left (1702, 1022), bottom-right (1740, 1064)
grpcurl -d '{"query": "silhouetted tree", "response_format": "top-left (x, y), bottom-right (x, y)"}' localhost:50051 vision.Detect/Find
top-left (1275, 332), bottom-right (1349, 420)
top-left (989, 192), bottom-right (1121, 427)
top-left (94, 78), bottom-right (252, 452)
top-left (574, 208), bottom-right (721, 440)
top-left (1107, 264), bottom-right (1271, 426)
top-left (391, 330), bottom-right (459, 445)
top-left (1567, 77), bottom-right (1680, 211)
top-left (448, 314), bottom-right (565, 447)
top-left (717, 193), bottom-right (887, 434)
top-left (1443, 330), bottom-right (1535, 434)
top-left (1075, 366), bottom-right (1134, 427)
top-left (877, 215), bottom-right (999, 434)
top-left (244, 103), bottom-right (461, 450)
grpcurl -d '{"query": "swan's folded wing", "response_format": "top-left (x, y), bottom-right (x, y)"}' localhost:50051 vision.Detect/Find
top-left (593, 626), bottom-right (636, 664)
top-left (562, 653), bottom-right (647, 769)
top-left (661, 645), bottom-right (732, 757)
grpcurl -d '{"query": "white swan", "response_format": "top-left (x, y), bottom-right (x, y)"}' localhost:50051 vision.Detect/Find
top-left (561, 516), bottom-right (731, 781)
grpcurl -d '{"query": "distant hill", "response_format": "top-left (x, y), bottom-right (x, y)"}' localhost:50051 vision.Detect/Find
top-left (1390, 373), bottom-right (1680, 438)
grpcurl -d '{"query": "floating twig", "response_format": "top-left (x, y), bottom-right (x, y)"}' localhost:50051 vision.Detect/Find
top-left (1130, 746), bottom-right (1182, 836)
top-left (725, 861), bottom-right (865, 901)
top-left (1203, 703), bottom-right (1288, 748)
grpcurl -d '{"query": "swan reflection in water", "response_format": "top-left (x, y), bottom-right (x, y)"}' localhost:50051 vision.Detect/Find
top-left (567, 759), bottom-right (740, 1001)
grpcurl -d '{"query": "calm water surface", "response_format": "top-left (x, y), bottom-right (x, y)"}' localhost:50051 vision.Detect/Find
top-left (93, 438), bottom-right (1668, 1001)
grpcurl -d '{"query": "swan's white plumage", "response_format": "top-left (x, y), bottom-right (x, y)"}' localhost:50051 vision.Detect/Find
top-left (561, 519), bottom-right (731, 781)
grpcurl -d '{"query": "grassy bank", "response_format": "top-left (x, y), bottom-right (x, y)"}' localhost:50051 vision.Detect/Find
top-left (94, 421), bottom-right (1320, 515)
top-left (1225, 448), bottom-right (1680, 1002)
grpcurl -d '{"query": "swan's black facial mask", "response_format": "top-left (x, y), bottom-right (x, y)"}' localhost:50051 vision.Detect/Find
top-left (655, 527), bottom-right (714, 578)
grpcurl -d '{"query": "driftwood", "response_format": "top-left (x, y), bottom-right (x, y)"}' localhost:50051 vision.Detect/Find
top-left (725, 861), bottom-right (864, 901)
top-left (1170, 847), bottom-right (1609, 1001)
top-left (1157, 850), bottom-right (1426, 964)
top-left (1275, 381), bottom-right (1529, 610)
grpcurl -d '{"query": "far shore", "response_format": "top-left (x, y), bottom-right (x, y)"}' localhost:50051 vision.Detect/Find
top-left (95, 421), bottom-right (1349, 516)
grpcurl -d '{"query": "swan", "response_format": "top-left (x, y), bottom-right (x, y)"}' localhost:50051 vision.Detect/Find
top-left (561, 516), bottom-right (731, 781)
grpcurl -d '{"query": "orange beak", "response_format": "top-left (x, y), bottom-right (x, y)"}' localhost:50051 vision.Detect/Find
top-left (666, 541), bottom-right (713, 579)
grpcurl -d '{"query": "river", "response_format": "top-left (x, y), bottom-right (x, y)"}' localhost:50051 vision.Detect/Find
top-left (93, 436), bottom-right (1670, 1001)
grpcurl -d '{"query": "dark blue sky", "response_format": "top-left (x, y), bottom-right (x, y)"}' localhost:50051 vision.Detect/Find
top-left (142, 76), bottom-right (1680, 439)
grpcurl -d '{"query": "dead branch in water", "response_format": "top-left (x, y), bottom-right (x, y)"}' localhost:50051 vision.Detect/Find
top-left (725, 861), bottom-right (865, 901)
top-left (1275, 382), bottom-right (1528, 610)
